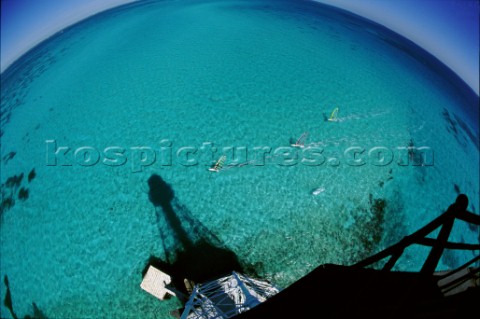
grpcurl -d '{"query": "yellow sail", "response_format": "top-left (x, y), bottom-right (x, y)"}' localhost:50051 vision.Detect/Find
top-left (328, 107), bottom-right (339, 122)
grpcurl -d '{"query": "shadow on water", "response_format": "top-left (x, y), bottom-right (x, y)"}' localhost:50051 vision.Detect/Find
top-left (3, 275), bottom-right (47, 319)
top-left (143, 174), bottom-right (244, 290)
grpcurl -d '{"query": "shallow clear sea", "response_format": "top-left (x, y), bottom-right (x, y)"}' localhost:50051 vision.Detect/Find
top-left (1, 0), bottom-right (479, 318)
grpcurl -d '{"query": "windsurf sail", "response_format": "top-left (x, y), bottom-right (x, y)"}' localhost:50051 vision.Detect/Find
top-left (328, 107), bottom-right (339, 122)
top-left (291, 132), bottom-right (309, 148)
top-left (209, 155), bottom-right (226, 172)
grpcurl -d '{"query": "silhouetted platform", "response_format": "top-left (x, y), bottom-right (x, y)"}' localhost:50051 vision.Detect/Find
top-left (235, 194), bottom-right (480, 318)
top-left (235, 264), bottom-right (479, 318)
top-left (143, 191), bottom-right (479, 319)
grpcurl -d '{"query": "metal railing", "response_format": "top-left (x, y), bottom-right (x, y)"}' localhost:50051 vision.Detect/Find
top-left (352, 194), bottom-right (480, 294)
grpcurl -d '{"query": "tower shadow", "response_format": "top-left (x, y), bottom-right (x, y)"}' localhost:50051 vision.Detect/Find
top-left (143, 174), bottom-right (244, 290)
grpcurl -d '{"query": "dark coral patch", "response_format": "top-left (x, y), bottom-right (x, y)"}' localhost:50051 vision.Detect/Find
top-left (453, 113), bottom-right (480, 150)
top-left (2, 151), bottom-right (16, 164)
top-left (467, 223), bottom-right (479, 233)
top-left (1, 169), bottom-right (35, 217)
top-left (5, 173), bottom-right (23, 188)
top-left (1, 197), bottom-right (15, 214)
top-left (370, 198), bottom-right (387, 246)
top-left (28, 168), bottom-right (36, 182)
top-left (18, 188), bottom-right (29, 201)
top-left (453, 184), bottom-right (461, 194)
top-left (351, 195), bottom-right (388, 262)
top-left (442, 108), bottom-right (458, 136)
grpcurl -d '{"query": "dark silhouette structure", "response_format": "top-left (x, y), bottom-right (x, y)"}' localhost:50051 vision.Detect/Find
top-left (143, 174), bottom-right (243, 293)
top-left (236, 194), bottom-right (480, 318)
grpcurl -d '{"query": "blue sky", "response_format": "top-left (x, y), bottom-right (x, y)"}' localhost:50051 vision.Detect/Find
top-left (0, 0), bottom-right (138, 72)
top-left (316, 0), bottom-right (479, 94)
top-left (1, 0), bottom-right (478, 94)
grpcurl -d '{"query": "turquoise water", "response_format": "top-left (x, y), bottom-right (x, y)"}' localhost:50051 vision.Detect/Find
top-left (1, 0), bottom-right (479, 318)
